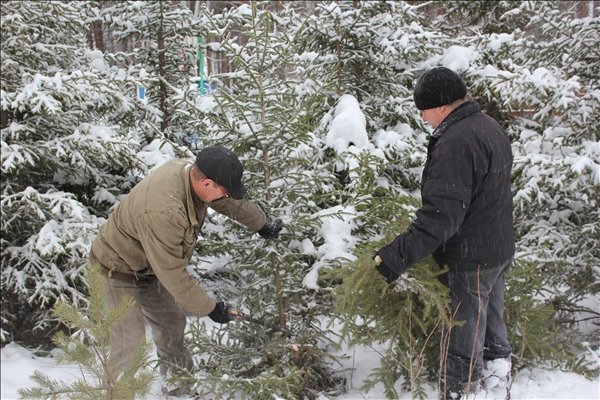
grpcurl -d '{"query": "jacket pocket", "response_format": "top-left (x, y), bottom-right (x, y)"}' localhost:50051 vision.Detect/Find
top-left (422, 178), bottom-right (471, 203)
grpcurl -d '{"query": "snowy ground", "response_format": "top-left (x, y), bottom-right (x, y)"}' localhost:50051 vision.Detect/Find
top-left (2, 338), bottom-right (598, 400)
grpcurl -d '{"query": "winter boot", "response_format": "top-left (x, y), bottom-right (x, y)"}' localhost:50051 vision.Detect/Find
top-left (481, 357), bottom-right (512, 399)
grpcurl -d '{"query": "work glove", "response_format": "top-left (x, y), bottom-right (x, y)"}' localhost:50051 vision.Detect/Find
top-left (374, 255), bottom-right (400, 284)
top-left (208, 301), bottom-right (234, 324)
top-left (258, 216), bottom-right (283, 239)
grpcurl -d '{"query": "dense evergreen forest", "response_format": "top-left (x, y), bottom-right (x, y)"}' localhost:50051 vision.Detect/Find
top-left (1, 1), bottom-right (598, 398)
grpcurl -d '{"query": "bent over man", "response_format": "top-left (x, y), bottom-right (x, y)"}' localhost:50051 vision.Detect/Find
top-left (374, 67), bottom-right (515, 399)
top-left (90, 145), bottom-right (282, 394)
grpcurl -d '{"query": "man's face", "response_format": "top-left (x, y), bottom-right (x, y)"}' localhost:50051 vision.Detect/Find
top-left (197, 178), bottom-right (229, 203)
top-left (420, 106), bottom-right (446, 129)
top-left (190, 164), bottom-right (230, 203)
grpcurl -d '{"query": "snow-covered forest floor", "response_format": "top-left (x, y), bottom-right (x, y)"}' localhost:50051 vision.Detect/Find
top-left (2, 318), bottom-right (599, 400)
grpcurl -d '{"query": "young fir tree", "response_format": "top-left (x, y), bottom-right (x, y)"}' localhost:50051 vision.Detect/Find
top-left (295, 1), bottom-right (439, 131)
top-left (181, 2), bottom-right (453, 396)
top-left (0, 0), bottom-right (145, 347)
top-left (98, 0), bottom-right (202, 146)
top-left (283, 2), bottom-right (454, 398)
top-left (292, 0), bottom-right (447, 233)
top-left (175, 3), bottom-right (345, 398)
top-left (506, 0), bottom-right (599, 364)
top-left (18, 264), bottom-right (156, 400)
top-left (332, 219), bottom-right (451, 400)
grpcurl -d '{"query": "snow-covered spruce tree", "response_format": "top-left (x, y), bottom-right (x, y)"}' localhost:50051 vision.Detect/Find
top-left (295, 1), bottom-right (443, 132)
top-left (0, 1), bottom-right (146, 346)
top-left (433, 0), bottom-right (532, 36)
top-left (180, 3), bottom-right (455, 396)
top-left (98, 0), bottom-right (203, 147)
top-left (293, 0), bottom-right (446, 235)
top-left (175, 3), bottom-right (345, 398)
top-left (508, 0), bottom-right (599, 357)
top-left (290, 2), bottom-right (457, 397)
top-left (18, 264), bottom-right (155, 400)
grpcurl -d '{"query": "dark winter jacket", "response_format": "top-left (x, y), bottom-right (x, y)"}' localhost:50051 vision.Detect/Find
top-left (378, 101), bottom-right (515, 273)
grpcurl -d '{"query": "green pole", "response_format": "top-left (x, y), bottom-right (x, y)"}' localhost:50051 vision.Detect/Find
top-left (198, 35), bottom-right (205, 94)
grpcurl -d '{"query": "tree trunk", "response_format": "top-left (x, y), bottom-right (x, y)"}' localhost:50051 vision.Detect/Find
top-left (158, 2), bottom-right (169, 132)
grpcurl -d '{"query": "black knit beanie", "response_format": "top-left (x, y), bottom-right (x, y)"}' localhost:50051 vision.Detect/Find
top-left (413, 67), bottom-right (467, 110)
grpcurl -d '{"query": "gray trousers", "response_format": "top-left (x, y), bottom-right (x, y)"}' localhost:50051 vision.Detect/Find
top-left (103, 271), bottom-right (193, 376)
top-left (440, 259), bottom-right (512, 390)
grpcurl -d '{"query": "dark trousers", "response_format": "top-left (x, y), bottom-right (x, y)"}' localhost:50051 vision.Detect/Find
top-left (440, 259), bottom-right (512, 392)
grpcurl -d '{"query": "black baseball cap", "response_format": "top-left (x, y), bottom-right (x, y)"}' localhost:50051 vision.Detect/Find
top-left (195, 146), bottom-right (247, 199)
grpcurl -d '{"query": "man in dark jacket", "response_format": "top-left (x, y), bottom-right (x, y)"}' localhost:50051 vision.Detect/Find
top-left (374, 67), bottom-right (515, 399)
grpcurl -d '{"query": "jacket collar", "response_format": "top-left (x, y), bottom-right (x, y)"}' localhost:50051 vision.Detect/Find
top-left (430, 101), bottom-right (480, 139)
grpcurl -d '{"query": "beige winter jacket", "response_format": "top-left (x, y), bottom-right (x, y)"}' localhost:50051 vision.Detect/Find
top-left (90, 159), bottom-right (267, 317)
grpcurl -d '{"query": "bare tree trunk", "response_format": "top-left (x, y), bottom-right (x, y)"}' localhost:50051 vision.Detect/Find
top-left (158, 2), bottom-right (169, 132)
top-left (91, 21), bottom-right (105, 52)
top-left (1, 110), bottom-right (9, 130)
top-left (262, 145), bottom-right (287, 332)
top-left (253, 1), bottom-right (287, 332)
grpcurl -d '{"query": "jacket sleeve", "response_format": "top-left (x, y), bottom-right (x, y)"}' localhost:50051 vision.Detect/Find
top-left (136, 211), bottom-right (216, 317)
top-left (378, 136), bottom-right (473, 274)
top-left (209, 197), bottom-right (267, 231)
top-left (378, 195), bottom-right (468, 274)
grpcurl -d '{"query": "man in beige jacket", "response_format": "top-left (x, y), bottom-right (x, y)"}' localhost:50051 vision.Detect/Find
top-left (90, 145), bottom-right (282, 390)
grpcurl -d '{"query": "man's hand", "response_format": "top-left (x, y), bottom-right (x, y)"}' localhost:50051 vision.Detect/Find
top-left (258, 216), bottom-right (283, 239)
top-left (208, 301), bottom-right (235, 324)
top-left (374, 254), bottom-right (400, 284)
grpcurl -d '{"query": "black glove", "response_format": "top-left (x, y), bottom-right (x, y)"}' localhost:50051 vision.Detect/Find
top-left (208, 301), bottom-right (234, 324)
top-left (258, 216), bottom-right (283, 239)
top-left (375, 257), bottom-right (400, 284)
